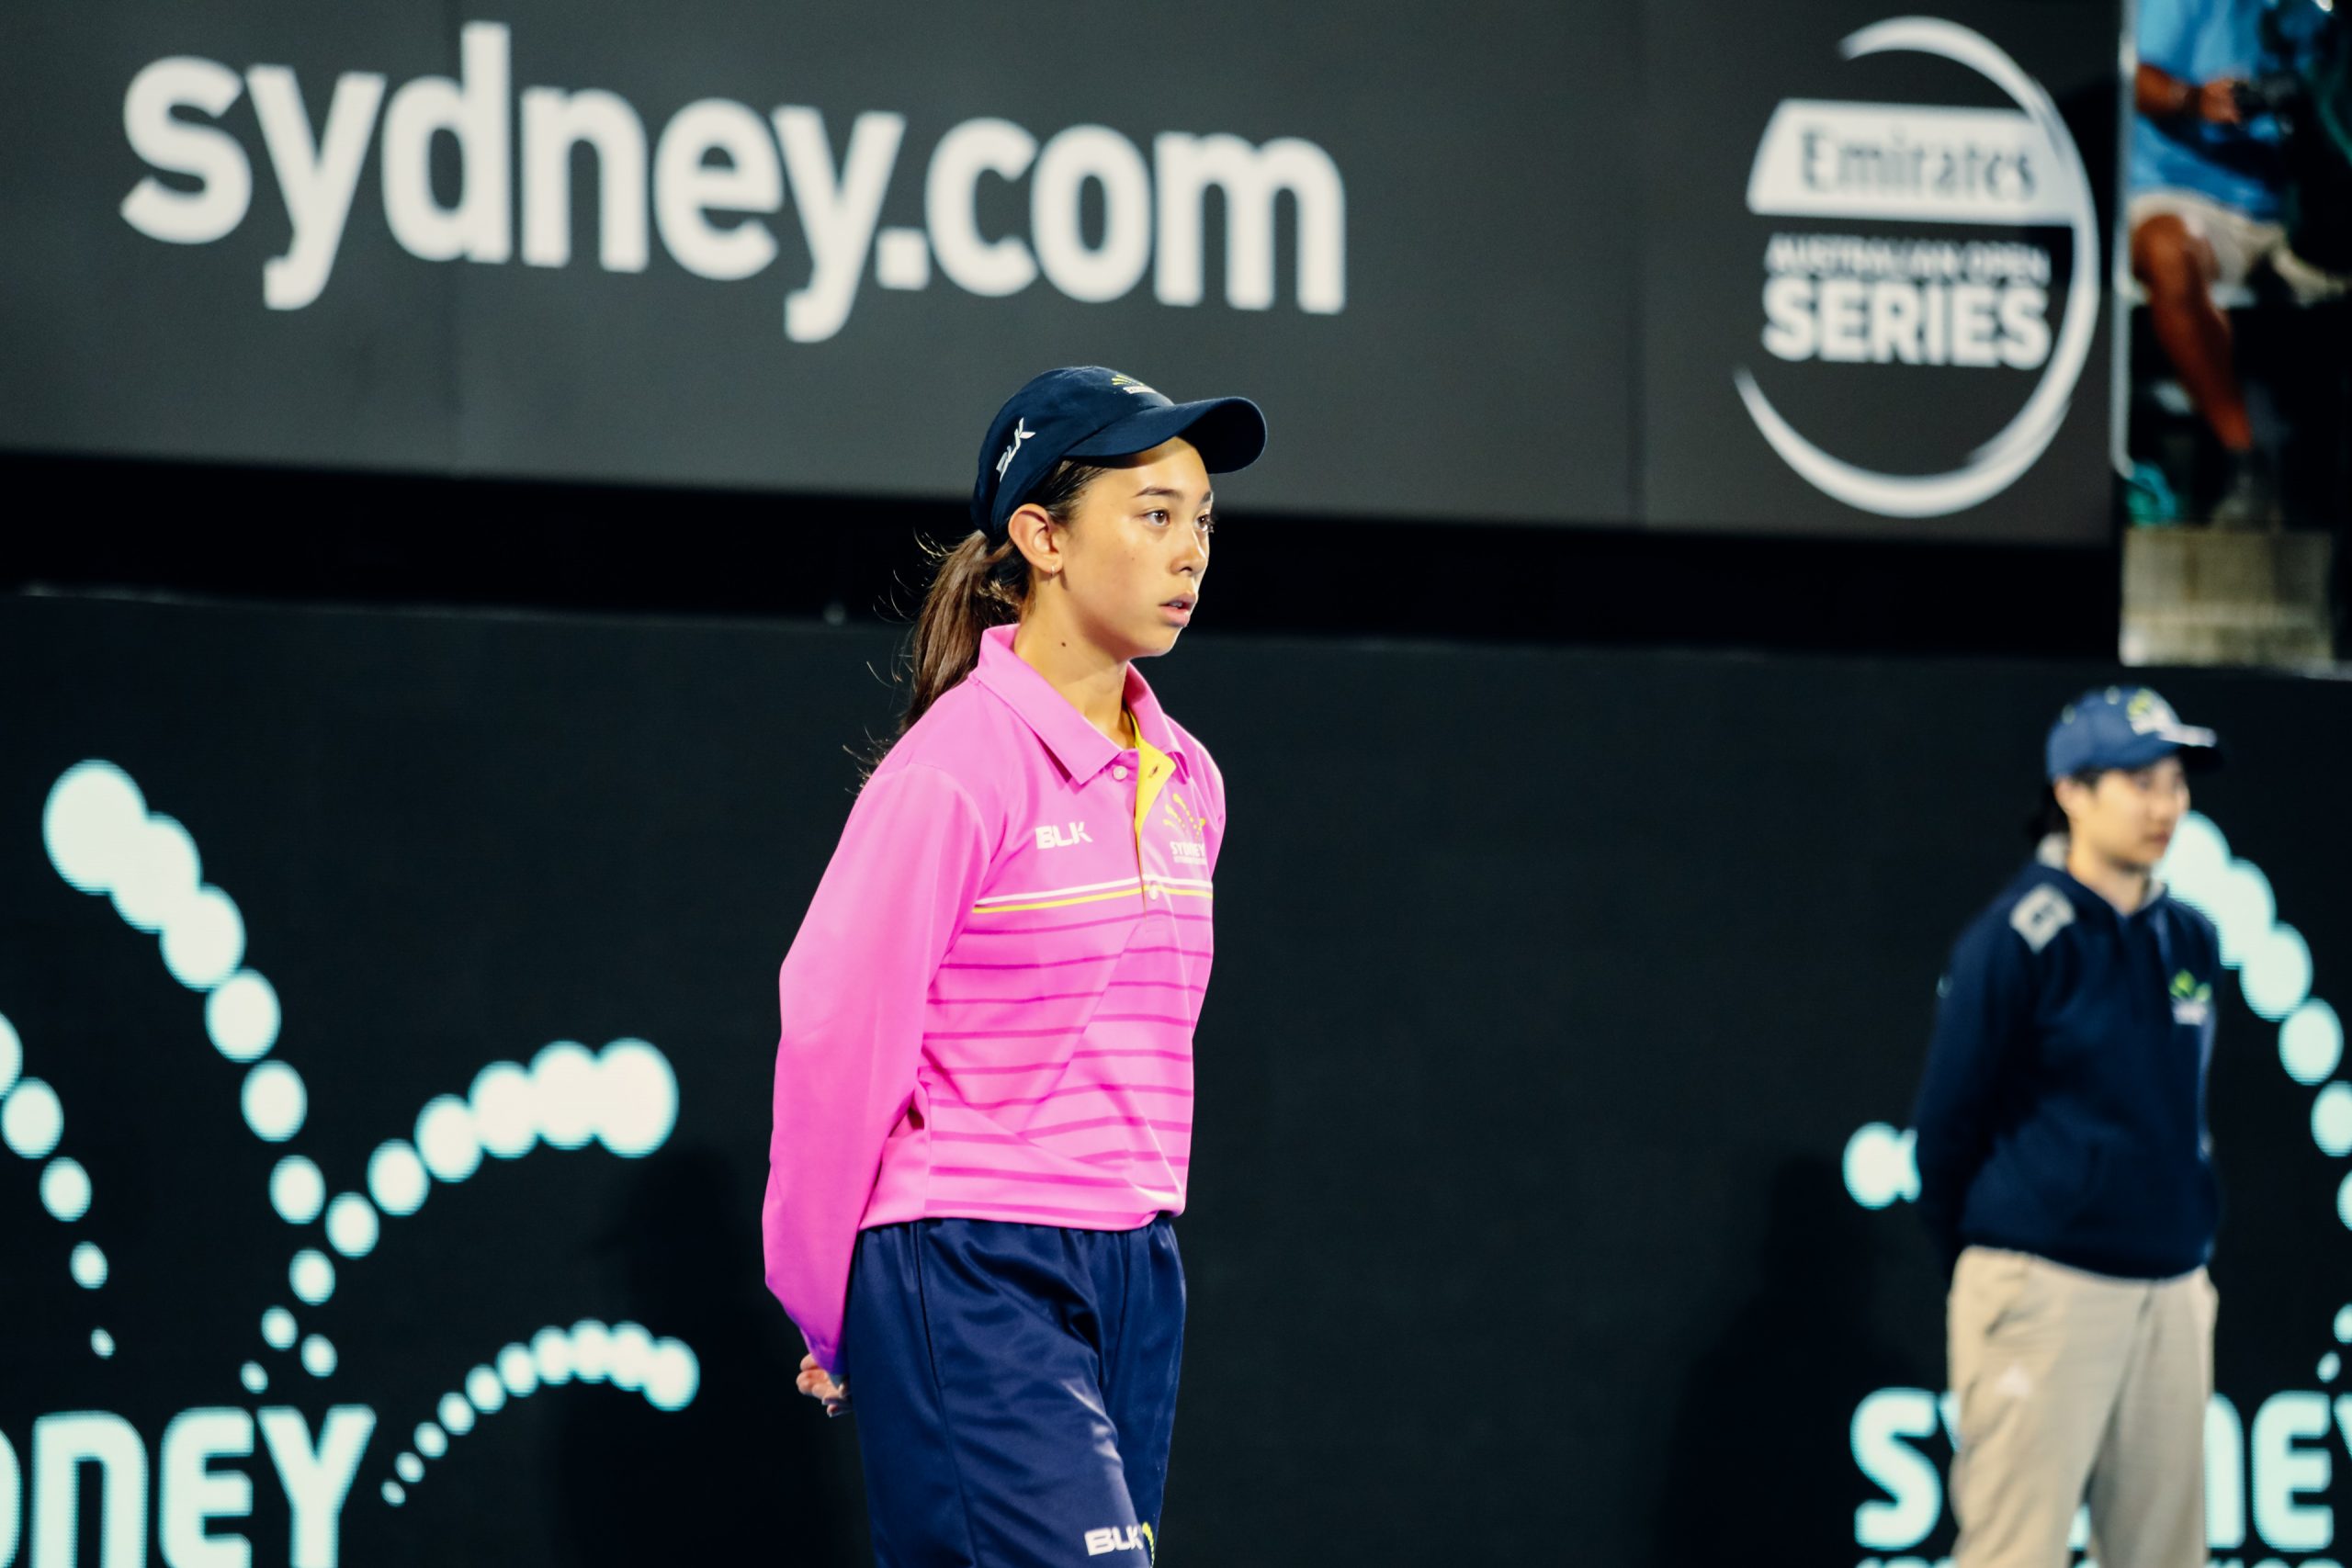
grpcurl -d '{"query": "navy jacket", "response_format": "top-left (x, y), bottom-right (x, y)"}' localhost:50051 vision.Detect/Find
top-left (1912, 858), bottom-right (2222, 1280)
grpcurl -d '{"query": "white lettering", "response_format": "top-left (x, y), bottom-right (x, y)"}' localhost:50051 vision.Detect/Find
top-left (926, 118), bottom-right (1037, 298)
top-left (0, 1429), bottom-right (18, 1566)
top-left (775, 107), bottom-right (904, 343)
top-left (653, 98), bottom-right (782, 282)
top-left (2253, 1392), bottom-right (2332, 1551)
top-left (1949, 281), bottom-right (1998, 367)
top-left (380, 21), bottom-right (513, 265)
top-left (1852, 1388), bottom-right (1940, 1552)
top-left (1082, 1525), bottom-right (1143, 1556)
top-left (113, 33), bottom-right (1351, 332)
top-left (120, 57), bottom-right (253, 245)
top-left (1761, 276), bottom-right (1816, 360)
top-left (1816, 276), bottom-right (1867, 362)
top-left (521, 86), bottom-right (650, 271)
top-left (1997, 282), bottom-right (2050, 369)
top-left (1922, 280), bottom-right (1950, 362)
top-left (2211, 1393), bottom-right (2247, 1550)
top-left (1153, 131), bottom-right (1345, 312)
top-left (1033, 125), bottom-right (1152, 304)
top-left (33, 1412), bottom-right (145, 1568)
top-left (247, 66), bottom-right (388, 310)
top-left (160, 1409), bottom-right (253, 1568)
top-left (258, 1406), bottom-right (375, 1568)
top-left (1866, 280), bottom-right (1922, 364)
top-left (1756, 266), bottom-right (2048, 369)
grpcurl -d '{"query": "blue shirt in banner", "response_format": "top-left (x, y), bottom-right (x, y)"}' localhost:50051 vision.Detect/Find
top-left (1911, 858), bottom-right (2222, 1281)
top-left (2131, 0), bottom-right (2311, 217)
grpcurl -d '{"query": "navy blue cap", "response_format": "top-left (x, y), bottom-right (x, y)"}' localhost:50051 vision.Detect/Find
top-left (971, 367), bottom-right (1266, 538)
top-left (2045, 686), bottom-right (2220, 780)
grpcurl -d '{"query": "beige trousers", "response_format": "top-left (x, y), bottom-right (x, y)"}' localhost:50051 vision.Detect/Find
top-left (1948, 1247), bottom-right (2217, 1568)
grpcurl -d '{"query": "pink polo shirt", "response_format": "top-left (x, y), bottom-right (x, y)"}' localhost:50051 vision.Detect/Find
top-left (762, 624), bottom-right (1225, 1373)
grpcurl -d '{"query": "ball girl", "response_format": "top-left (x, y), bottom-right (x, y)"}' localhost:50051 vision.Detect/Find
top-left (763, 366), bottom-right (1265, 1566)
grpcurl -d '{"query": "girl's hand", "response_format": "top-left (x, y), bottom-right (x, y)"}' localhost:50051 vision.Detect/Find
top-left (797, 1352), bottom-right (850, 1416)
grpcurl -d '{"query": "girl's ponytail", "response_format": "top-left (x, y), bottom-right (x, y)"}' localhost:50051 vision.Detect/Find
top-left (902, 530), bottom-right (1026, 734)
top-left (891, 457), bottom-right (1108, 741)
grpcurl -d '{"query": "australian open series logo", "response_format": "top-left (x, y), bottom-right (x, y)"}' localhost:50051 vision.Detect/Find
top-left (1737, 18), bottom-right (2101, 517)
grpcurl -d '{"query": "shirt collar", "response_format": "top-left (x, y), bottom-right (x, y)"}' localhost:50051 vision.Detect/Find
top-left (2040, 862), bottom-right (2168, 925)
top-left (971, 625), bottom-right (1190, 784)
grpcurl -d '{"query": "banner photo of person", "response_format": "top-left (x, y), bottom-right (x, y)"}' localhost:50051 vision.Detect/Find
top-left (2120, 0), bottom-right (2352, 527)
top-left (2, 593), bottom-right (2348, 1566)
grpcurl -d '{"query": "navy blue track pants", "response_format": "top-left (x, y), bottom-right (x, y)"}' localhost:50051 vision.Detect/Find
top-left (842, 1217), bottom-right (1185, 1568)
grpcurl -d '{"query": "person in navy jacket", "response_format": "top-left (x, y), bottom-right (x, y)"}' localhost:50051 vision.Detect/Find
top-left (1912, 686), bottom-right (2223, 1568)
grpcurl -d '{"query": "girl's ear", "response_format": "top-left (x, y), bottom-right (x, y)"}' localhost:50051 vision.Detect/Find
top-left (1007, 503), bottom-right (1066, 581)
top-left (2052, 775), bottom-right (2086, 823)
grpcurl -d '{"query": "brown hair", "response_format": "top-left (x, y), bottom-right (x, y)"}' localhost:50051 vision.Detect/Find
top-left (2028, 769), bottom-right (2107, 844)
top-left (893, 457), bottom-right (1110, 739)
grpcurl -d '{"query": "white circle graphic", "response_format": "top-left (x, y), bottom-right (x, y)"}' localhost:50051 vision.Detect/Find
top-left (0, 1013), bottom-right (21, 1097)
top-left (533, 1326), bottom-right (576, 1385)
top-left (271, 1156), bottom-right (326, 1225)
top-left (72, 1242), bottom-right (108, 1290)
top-left (368, 1139), bottom-right (430, 1217)
top-left (43, 761), bottom-right (146, 893)
top-left (597, 1040), bottom-right (679, 1157)
top-left (415, 1096), bottom-right (482, 1184)
top-left (467, 1365), bottom-right (507, 1414)
top-left (2283, 1001), bottom-right (2345, 1086)
top-left (243, 1062), bottom-right (307, 1143)
top-left (326, 1193), bottom-right (380, 1258)
top-left (4, 1079), bottom-right (64, 1160)
top-left (290, 1248), bottom-right (336, 1306)
top-left (206, 971), bottom-right (281, 1063)
top-left (498, 1343), bottom-right (540, 1397)
top-left (41, 1158), bottom-right (92, 1223)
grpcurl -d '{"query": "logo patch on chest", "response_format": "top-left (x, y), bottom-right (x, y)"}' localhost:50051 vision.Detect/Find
top-left (1034, 821), bottom-right (1092, 851)
top-left (2171, 970), bottom-right (2213, 1026)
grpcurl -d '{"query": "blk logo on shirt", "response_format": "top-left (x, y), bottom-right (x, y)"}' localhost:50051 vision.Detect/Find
top-left (1084, 1523), bottom-right (1148, 1556)
top-left (1035, 822), bottom-right (1092, 850)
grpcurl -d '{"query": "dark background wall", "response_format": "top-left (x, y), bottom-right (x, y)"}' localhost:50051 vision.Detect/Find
top-left (1, 595), bottom-right (2343, 1565)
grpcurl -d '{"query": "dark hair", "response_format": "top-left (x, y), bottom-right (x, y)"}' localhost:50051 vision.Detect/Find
top-left (2028, 769), bottom-right (2106, 844)
top-left (893, 458), bottom-right (1109, 739)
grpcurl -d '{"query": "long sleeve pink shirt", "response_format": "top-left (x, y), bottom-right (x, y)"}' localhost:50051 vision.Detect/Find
top-left (763, 625), bottom-right (1225, 1373)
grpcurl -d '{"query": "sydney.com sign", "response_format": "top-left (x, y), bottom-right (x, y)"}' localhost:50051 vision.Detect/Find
top-left (0, 0), bottom-right (2124, 534)
top-left (118, 22), bottom-right (1347, 340)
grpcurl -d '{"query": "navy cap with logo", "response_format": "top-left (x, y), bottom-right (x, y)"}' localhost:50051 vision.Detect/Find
top-left (971, 367), bottom-right (1267, 539)
top-left (2045, 686), bottom-right (2221, 781)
